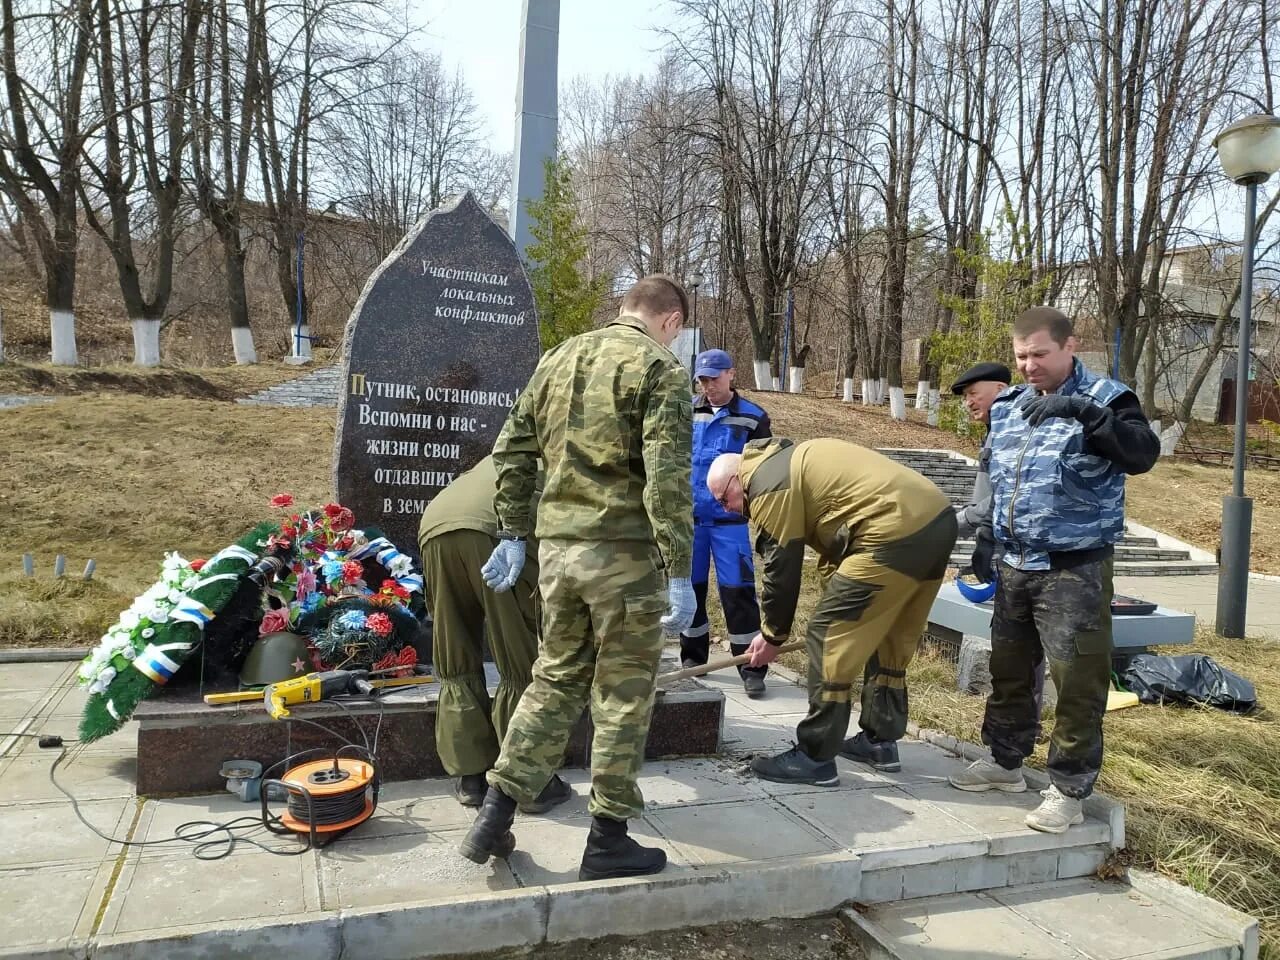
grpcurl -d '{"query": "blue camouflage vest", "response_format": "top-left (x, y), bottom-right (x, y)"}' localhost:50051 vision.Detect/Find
top-left (691, 392), bottom-right (769, 524)
top-left (988, 359), bottom-right (1129, 570)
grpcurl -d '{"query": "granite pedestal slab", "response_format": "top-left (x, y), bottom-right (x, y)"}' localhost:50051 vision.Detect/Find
top-left (130, 654), bottom-right (724, 796)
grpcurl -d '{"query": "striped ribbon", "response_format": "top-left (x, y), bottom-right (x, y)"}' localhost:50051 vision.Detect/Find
top-left (132, 641), bottom-right (195, 684)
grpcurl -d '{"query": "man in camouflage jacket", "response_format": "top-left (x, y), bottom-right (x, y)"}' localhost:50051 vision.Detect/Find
top-left (707, 438), bottom-right (958, 787)
top-left (459, 275), bottom-right (696, 883)
top-left (949, 307), bottom-right (1159, 834)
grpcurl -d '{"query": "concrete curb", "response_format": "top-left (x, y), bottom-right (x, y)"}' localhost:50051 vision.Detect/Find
top-left (0, 648), bottom-right (88, 663)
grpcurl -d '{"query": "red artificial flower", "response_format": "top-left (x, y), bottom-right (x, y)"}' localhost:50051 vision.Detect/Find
top-left (323, 503), bottom-right (344, 518)
top-left (341, 560), bottom-right (364, 584)
top-left (270, 493), bottom-right (294, 508)
top-left (380, 579), bottom-right (410, 601)
top-left (267, 534), bottom-right (292, 551)
top-left (190, 558), bottom-right (207, 572)
top-left (366, 612), bottom-right (393, 637)
top-left (372, 644), bottom-right (416, 677)
top-left (259, 607), bottom-right (291, 635)
top-left (336, 535), bottom-right (354, 551)
top-left (330, 508), bottom-right (355, 532)
top-left (311, 533), bottom-right (328, 552)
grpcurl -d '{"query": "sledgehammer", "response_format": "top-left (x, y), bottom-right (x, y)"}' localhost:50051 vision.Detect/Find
top-left (656, 640), bottom-right (806, 688)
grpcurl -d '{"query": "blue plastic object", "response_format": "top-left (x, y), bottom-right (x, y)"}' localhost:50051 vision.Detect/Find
top-left (956, 577), bottom-right (997, 604)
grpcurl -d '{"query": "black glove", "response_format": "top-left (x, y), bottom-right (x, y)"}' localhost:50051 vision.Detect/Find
top-left (970, 529), bottom-right (996, 584)
top-left (1021, 393), bottom-right (1090, 428)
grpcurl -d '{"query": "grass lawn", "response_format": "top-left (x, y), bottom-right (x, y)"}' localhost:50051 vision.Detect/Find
top-left (1, 364), bottom-right (1278, 955)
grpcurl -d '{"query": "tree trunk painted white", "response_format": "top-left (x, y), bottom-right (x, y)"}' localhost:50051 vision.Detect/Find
top-left (231, 326), bottom-right (258, 365)
top-left (287, 323), bottom-right (313, 363)
top-left (1160, 421), bottom-right (1185, 456)
top-left (861, 378), bottom-right (873, 404)
top-left (753, 360), bottom-right (772, 391)
top-left (788, 366), bottom-right (804, 393)
top-left (772, 374), bottom-right (782, 391)
top-left (915, 380), bottom-right (929, 409)
top-left (927, 388), bottom-right (940, 426)
top-left (131, 318), bottom-right (161, 367)
top-left (50, 310), bottom-right (77, 365)
top-left (889, 386), bottom-right (906, 420)
top-left (878, 377), bottom-right (889, 404)
top-left (842, 377), bottom-right (856, 402)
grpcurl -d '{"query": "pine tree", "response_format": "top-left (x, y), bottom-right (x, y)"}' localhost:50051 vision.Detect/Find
top-left (524, 156), bottom-right (605, 349)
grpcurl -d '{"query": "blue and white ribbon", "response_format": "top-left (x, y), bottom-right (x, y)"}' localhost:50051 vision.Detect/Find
top-left (350, 535), bottom-right (423, 594)
top-left (132, 641), bottom-right (195, 684)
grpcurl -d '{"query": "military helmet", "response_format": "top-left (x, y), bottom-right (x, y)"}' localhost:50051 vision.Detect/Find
top-left (240, 632), bottom-right (311, 686)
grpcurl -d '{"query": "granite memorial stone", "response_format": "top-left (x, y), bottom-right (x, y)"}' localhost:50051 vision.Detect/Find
top-left (333, 192), bottom-right (541, 558)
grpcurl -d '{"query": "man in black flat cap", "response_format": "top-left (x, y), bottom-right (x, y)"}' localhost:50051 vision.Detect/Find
top-left (950, 362), bottom-right (1013, 542)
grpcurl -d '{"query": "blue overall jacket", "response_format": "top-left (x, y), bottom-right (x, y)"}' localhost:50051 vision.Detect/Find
top-left (691, 391), bottom-right (771, 524)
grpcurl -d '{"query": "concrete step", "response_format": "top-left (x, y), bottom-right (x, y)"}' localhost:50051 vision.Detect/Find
top-left (947, 557), bottom-right (1218, 577)
top-left (953, 543), bottom-right (1192, 563)
top-left (842, 872), bottom-right (1258, 960)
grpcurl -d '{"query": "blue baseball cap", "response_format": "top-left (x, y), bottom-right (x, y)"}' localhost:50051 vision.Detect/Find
top-left (694, 349), bottom-right (734, 379)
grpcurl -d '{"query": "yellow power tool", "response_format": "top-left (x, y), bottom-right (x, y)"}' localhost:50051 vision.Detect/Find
top-left (203, 668), bottom-right (434, 718)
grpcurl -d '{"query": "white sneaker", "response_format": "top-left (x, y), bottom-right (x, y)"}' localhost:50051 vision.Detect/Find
top-left (1025, 785), bottom-right (1084, 834)
top-left (948, 758), bottom-right (1027, 793)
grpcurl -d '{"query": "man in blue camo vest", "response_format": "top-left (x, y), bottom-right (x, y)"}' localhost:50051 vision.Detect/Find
top-left (681, 349), bottom-right (773, 698)
top-left (949, 307), bottom-right (1159, 834)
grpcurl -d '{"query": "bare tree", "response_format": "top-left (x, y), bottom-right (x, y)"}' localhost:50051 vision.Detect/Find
top-left (0, 0), bottom-right (94, 365)
top-left (671, 0), bottom-right (839, 390)
top-left (79, 0), bottom-right (203, 365)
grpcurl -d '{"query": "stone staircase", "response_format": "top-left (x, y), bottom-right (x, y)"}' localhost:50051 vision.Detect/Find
top-left (877, 448), bottom-right (1217, 577)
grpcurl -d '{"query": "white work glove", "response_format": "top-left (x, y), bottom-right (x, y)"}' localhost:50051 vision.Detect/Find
top-left (481, 538), bottom-right (526, 592)
top-left (660, 577), bottom-right (697, 636)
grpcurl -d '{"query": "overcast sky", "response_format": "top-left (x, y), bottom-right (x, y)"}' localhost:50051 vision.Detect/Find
top-left (413, 0), bottom-right (678, 155)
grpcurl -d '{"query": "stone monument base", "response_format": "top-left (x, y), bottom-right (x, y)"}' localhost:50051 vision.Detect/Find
top-left (131, 654), bottom-right (725, 796)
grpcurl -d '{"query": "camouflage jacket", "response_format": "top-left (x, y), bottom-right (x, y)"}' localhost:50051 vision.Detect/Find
top-left (988, 359), bottom-right (1133, 570)
top-left (492, 314), bottom-right (694, 577)
top-left (739, 437), bottom-right (950, 640)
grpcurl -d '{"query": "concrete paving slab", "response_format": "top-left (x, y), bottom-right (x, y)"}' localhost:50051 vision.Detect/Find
top-left (779, 785), bottom-right (984, 852)
top-left (44, 683), bottom-right (89, 719)
top-left (0, 798), bottom-right (133, 866)
top-left (129, 792), bottom-right (279, 858)
top-left (0, 860), bottom-right (110, 950)
top-left (91, 912), bottom-right (342, 960)
top-left (903, 784), bottom-right (1113, 854)
top-left (342, 888), bottom-right (547, 960)
top-left (633, 757), bottom-right (765, 808)
top-left (98, 846), bottom-right (322, 935)
top-left (0, 687), bottom-right (58, 720)
top-left (318, 827), bottom-right (518, 909)
top-left (0, 753), bottom-right (136, 804)
top-left (719, 712), bottom-right (807, 757)
top-left (0, 662), bottom-right (74, 690)
top-left (886, 739), bottom-right (981, 786)
top-left (14, 718), bottom-right (137, 757)
top-left (994, 878), bottom-right (1247, 960)
top-left (506, 814), bottom-right (692, 886)
top-left (648, 797), bottom-right (836, 865)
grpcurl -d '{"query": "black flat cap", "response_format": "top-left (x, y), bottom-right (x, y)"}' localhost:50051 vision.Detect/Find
top-left (950, 362), bottom-right (1012, 395)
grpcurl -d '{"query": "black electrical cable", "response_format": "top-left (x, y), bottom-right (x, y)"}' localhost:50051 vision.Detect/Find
top-left (17, 692), bottom-right (388, 861)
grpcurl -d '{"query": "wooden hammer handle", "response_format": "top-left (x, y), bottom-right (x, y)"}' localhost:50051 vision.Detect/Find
top-left (656, 640), bottom-right (806, 687)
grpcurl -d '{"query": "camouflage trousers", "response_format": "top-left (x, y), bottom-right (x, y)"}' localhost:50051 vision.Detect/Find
top-left (488, 538), bottom-right (666, 821)
top-left (981, 556), bottom-right (1114, 799)
top-left (798, 508), bottom-right (957, 761)
top-left (421, 530), bottom-right (540, 777)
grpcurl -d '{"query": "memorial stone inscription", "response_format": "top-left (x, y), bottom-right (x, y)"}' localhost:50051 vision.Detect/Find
top-left (333, 192), bottom-right (541, 558)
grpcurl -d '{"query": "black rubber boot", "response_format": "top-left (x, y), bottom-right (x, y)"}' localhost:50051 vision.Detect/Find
top-left (454, 773), bottom-right (488, 807)
top-left (519, 774), bottom-right (573, 814)
top-left (578, 816), bottom-right (667, 881)
top-left (458, 786), bottom-right (518, 864)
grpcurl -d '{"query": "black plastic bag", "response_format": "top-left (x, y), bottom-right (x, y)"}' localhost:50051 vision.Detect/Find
top-left (1119, 653), bottom-right (1258, 713)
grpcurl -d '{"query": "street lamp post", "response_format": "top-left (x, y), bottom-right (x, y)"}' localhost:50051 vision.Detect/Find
top-left (689, 271), bottom-right (705, 380)
top-left (1212, 114), bottom-right (1280, 638)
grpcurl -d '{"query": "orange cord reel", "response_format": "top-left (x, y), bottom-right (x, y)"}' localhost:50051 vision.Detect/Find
top-left (260, 746), bottom-right (379, 845)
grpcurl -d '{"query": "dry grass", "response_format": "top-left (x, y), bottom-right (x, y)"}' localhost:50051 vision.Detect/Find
top-left (0, 393), bottom-right (333, 646)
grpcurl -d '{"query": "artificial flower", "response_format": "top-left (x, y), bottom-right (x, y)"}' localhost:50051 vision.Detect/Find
top-left (260, 608), bottom-right (291, 635)
top-left (387, 555), bottom-right (414, 579)
top-left (366, 612), bottom-right (393, 637)
top-left (270, 493), bottom-right (294, 508)
top-left (341, 560), bottom-right (364, 584)
top-left (190, 558), bottom-right (207, 572)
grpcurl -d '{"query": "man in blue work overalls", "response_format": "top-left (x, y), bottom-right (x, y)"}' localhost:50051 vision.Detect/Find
top-left (681, 349), bottom-right (773, 698)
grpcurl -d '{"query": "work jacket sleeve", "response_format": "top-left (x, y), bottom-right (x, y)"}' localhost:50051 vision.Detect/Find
top-left (492, 381), bottom-right (542, 538)
top-left (755, 529), bottom-right (805, 643)
top-left (751, 412), bottom-right (773, 441)
top-left (955, 446), bottom-right (993, 538)
top-left (1080, 392), bottom-right (1160, 476)
top-left (642, 361), bottom-right (695, 578)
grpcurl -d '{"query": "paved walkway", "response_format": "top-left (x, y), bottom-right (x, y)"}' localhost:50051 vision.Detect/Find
top-left (0, 394), bottom-right (54, 410)
top-left (1115, 574), bottom-right (1280, 638)
top-left (237, 364), bottom-right (341, 407)
top-left (0, 656), bottom-right (1254, 960)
